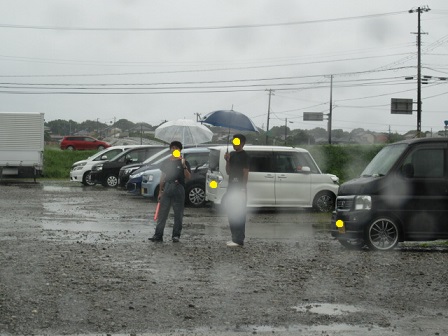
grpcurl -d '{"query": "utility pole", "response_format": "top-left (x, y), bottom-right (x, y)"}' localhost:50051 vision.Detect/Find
top-left (328, 75), bottom-right (333, 144)
top-left (266, 89), bottom-right (273, 145)
top-left (284, 118), bottom-right (293, 146)
top-left (409, 6), bottom-right (430, 137)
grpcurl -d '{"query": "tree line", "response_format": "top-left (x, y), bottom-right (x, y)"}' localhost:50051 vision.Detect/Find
top-left (45, 118), bottom-right (406, 145)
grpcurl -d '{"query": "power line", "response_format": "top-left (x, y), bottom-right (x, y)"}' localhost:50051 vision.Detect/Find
top-left (0, 11), bottom-right (406, 31)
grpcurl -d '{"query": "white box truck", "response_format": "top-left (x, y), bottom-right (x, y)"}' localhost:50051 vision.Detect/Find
top-left (0, 112), bottom-right (45, 180)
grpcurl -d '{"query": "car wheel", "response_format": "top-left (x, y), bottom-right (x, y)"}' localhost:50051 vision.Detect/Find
top-left (338, 238), bottom-right (365, 250)
top-left (312, 191), bottom-right (335, 213)
top-left (364, 217), bottom-right (400, 251)
top-left (66, 146), bottom-right (75, 151)
top-left (105, 174), bottom-right (118, 188)
top-left (97, 145), bottom-right (105, 150)
top-left (186, 183), bottom-right (206, 207)
top-left (82, 171), bottom-right (96, 186)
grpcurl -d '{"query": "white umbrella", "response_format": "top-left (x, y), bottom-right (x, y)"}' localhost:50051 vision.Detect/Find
top-left (155, 119), bottom-right (213, 145)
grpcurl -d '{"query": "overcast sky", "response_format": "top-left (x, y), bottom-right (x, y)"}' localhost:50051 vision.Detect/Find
top-left (0, 0), bottom-right (447, 134)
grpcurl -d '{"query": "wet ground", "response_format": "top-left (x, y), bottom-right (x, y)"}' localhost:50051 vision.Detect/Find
top-left (0, 180), bottom-right (447, 336)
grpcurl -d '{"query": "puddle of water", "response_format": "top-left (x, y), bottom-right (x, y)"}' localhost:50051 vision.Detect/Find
top-left (292, 303), bottom-right (362, 315)
top-left (42, 185), bottom-right (81, 192)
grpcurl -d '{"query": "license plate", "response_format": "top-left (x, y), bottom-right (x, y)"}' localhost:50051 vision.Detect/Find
top-left (338, 226), bottom-right (346, 234)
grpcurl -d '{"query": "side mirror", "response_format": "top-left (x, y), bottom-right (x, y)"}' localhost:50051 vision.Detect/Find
top-left (298, 166), bottom-right (311, 173)
top-left (101, 155), bottom-right (108, 160)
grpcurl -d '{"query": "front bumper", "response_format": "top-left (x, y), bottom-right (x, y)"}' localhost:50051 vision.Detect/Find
top-left (330, 210), bottom-right (372, 240)
top-left (70, 170), bottom-right (83, 182)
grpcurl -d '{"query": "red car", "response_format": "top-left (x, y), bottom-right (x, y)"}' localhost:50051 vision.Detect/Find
top-left (60, 136), bottom-right (111, 151)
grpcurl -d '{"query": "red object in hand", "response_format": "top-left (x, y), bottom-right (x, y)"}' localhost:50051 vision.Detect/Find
top-left (154, 202), bottom-right (160, 221)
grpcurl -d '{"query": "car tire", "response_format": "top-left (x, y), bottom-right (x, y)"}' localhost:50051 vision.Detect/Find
top-left (186, 183), bottom-right (206, 207)
top-left (82, 171), bottom-right (96, 186)
top-left (312, 191), bottom-right (335, 213)
top-left (97, 145), bottom-right (105, 150)
top-left (364, 217), bottom-right (400, 251)
top-left (338, 238), bottom-right (366, 250)
top-left (105, 174), bottom-right (118, 188)
top-left (66, 145), bottom-right (75, 151)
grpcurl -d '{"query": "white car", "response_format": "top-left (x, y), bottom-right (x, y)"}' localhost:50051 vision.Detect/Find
top-left (70, 145), bottom-right (144, 186)
top-left (206, 145), bottom-right (339, 212)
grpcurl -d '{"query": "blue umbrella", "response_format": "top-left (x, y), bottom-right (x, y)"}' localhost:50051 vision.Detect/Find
top-left (201, 110), bottom-right (259, 133)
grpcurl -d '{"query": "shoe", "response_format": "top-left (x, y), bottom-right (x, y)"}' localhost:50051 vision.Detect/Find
top-left (172, 237), bottom-right (180, 243)
top-left (148, 236), bottom-right (163, 242)
top-left (226, 241), bottom-right (243, 247)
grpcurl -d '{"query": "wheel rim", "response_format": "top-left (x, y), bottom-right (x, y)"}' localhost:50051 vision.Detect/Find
top-left (367, 218), bottom-right (399, 250)
top-left (315, 194), bottom-right (334, 212)
top-left (189, 187), bottom-right (205, 206)
top-left (107, 175), bottom-right (118, 187)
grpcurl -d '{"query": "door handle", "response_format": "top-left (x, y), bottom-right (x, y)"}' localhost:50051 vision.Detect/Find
top-left (264, 174), bottom-right (275, 178)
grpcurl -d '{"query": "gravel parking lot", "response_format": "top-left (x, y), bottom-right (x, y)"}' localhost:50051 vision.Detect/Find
top-left (0, 180), bottom-right (447, 336)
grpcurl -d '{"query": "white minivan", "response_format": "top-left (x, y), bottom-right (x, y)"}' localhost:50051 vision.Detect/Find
top-left (205, 145), bottom-right (339, 212)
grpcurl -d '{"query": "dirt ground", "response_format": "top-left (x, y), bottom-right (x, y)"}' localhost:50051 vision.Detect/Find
top-left (0, 180), bottom-right (447, 336)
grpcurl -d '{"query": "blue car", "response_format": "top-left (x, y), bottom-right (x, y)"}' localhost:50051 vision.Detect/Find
top-left (140, 147), bottom-right (210, 207)
top-left (126, 153), bottom-right (170, 195)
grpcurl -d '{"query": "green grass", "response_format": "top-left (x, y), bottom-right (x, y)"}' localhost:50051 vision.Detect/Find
top-left (43, 148), bottom-right (98, 178)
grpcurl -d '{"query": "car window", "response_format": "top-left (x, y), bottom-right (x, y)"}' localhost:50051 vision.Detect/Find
top-left (184, 152), bottom-right (209, 168)
top-left (403, 147), bottom-right (445, 178)
top-left (248, 151), bottom-right (274, 173)
top-left (275, 153), bottom-right (297, 173)
top-left (296, 152), bottom-right (320, 173)
top-left (208, 149), bottom-right (220, 172)
top-left (95, 148), bottom-right (122, 161)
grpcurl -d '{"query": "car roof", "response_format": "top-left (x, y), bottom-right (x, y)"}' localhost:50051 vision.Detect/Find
top-left (208, 145), bottom-right (308, 153)
top-left (182, 147), bottom-right (210, 153)
top-left (393, 137), bottom-right (448, 146)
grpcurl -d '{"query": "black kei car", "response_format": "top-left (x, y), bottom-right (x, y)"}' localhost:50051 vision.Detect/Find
top-left (331, 138), bottom-right (448, 251)
top-left (89, 145), bottom-right (165, 188)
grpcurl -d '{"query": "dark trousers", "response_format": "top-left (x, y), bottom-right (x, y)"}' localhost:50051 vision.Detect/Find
top-left (225, 186), bottom-right (247, 245)
top-left (154, 182), bottom-right (185, 239)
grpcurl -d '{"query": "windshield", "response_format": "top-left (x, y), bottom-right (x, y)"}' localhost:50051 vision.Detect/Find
top-left (142, 148), bottom-right (169, 164)
top-left (361, 143), bottom-right (408, 177)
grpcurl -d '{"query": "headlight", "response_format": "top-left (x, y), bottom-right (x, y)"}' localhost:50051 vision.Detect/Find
top-left (92, 164), bottom-right (103, 171)
top-left (130, 171), bottom-right (145, 179)
top-left (71, 163), bottom-right (86, 171)
top-left (355, 195), bottom-right (371, 210)
top-left (125, 167), bottom-right (138, 175)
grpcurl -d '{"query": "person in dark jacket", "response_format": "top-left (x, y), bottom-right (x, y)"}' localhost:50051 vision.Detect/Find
top-left (223, 134), bottom-right (249, 247)
top-left (149, 141), bottom-right (191, 243)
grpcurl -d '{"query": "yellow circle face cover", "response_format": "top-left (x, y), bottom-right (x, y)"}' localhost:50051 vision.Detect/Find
top-left (172, 149), bottom-right (181, 158)
top-left (232, 138), bottom-right (241, 146)
top-left (209, 180), bottom-right (218, 189)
